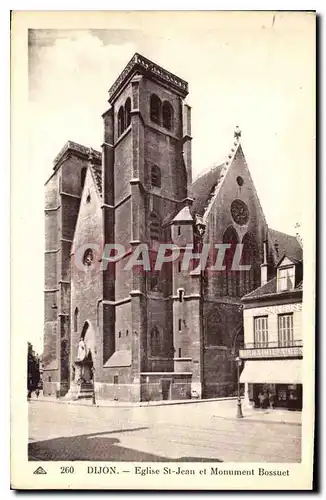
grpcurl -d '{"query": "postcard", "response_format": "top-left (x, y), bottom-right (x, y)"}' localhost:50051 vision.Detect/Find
top-left (11, 10), bottom-right (315, 490)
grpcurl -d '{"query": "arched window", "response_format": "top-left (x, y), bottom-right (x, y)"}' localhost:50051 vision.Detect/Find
top-left (151, 165), bottom-right (161, 188)
top-left (150, 326), bottom-right (160, 356)
top-left (149, 211), bottom-right (161, 241)
top-left (81, 167), bottom-right (87, 190)
top-left (125, 97), bottom-right (131, 128)
top-left (150, 94), bottom-right (161, 125)
top-left (223, 226), bottom-right (240, 297)
top-left (162, 101), bottom-right (173, 130)
top-left (118, 106), bottom-right (125, 136)
top-left (241, 232), bottom-right (260, 295)
top-left (74, 307), bottom-right (79, 332)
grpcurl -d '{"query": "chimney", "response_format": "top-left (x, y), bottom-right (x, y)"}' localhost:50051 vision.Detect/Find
top-left (260, 240), bottom-right (268, 286)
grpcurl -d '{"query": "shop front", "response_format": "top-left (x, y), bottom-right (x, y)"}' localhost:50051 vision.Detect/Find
top-left (240, 359), bottom-right (302, 411)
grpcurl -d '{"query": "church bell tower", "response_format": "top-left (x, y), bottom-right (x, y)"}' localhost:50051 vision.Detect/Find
top-left (101, 53), bottom-right (192, 401)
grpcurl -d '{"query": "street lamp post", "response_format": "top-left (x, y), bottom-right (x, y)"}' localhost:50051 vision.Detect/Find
top-left (92, 365), bottom-right (96, 406)
top-left (236, 356), bottom-right (244, 418)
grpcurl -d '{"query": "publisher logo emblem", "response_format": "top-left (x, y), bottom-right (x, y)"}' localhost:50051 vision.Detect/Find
top-left (33, 466), bottom-right (47, 475)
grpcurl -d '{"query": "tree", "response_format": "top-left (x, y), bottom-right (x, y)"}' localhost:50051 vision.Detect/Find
top-left (27, 342), bottom-right (40, 396)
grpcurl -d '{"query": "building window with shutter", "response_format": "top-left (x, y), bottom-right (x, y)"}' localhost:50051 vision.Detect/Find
top-left (278, 314), bottom-right (294, 346)
top-left (254, 316), bottom-right (268, 348)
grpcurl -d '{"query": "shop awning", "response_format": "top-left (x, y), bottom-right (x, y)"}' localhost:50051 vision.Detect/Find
top-left (240, 359), bottom-right (302, 384)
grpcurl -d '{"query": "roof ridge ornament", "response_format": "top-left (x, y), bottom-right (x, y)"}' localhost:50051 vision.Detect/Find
top-left (295, 222), bottom-right (303, 248)
top-left (234, 125), bottom-right (241, 142)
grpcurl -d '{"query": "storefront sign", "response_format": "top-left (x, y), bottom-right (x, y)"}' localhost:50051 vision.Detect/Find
top-left (240, 346), bottom-right (303, 359)
top-left (264, 304), bottom-right (302, 314)
top-left (248, 303), bottom-right (302, 316)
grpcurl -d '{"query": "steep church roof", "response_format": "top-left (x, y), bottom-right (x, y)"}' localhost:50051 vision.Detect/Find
top-left (242, 276), bottom-right (303, 301)
top-left (268, 228), bottom-right (303, 262)
top-left (191, 163), bottom-right (225, 217)
top-left (89, 163), bottom-right (102, 197)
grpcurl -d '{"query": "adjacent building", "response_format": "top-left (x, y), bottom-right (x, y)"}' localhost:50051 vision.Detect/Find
top-left (240, 236), bottom-right (303, 410)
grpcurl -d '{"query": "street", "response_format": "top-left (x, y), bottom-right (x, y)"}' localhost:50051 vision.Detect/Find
top-left (28, 400), bottom-right (301, 463)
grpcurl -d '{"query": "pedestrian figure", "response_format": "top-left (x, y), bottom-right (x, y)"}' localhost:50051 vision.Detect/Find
top-left (258, 392), bottom-right (264, 409)
top-left (269, 392), bottom-right (275, 409)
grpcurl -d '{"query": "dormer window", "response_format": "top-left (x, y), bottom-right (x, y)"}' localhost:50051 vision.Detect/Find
top-left (277, 265), bottom-right (295, 292)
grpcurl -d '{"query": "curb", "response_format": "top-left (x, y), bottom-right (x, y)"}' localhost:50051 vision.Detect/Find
top-left (30, 395), bottom-right (240, 409)
top-left (212, 414), bottom-right (302, 427)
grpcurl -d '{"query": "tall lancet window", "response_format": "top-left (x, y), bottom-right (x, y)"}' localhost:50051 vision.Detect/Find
top-left (150, 94), bottom-right (161, 125)
top-left (150, 326), bottom-right (161, 356)
top-left (81, 168), bottom-right (87, 190)
top-left (222, 226), bottom-right (240, 297)
top-left (118, 106), bottom-right (125, 136)
top-left (125, 97), bottom-right (131, 128)
top-left (162, 101), bottom-right (173, 130)
top-left (74, 307), bottom-right (79, 332)
top-left (241, 232), bottom-right (259, 295)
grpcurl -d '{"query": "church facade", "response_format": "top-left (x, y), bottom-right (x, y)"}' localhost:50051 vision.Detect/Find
top-left (43, 53), bottom-right (300, 402)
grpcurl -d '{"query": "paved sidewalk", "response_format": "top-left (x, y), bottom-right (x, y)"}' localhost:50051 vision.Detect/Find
top-left (212, 405), bottom-right (301, 426)
top-left (31, 392), bottom-right (302, 425)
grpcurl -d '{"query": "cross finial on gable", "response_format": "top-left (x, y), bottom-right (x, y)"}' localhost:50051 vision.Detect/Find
top-left (234, 125), bottom-right (241, 141)
top-left (295, 222), bottom-right (303, 248)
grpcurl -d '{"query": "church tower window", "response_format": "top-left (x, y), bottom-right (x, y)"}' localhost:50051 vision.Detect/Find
top-left (81, 167), bottom-right (87, 190)
top-left (74, 307), bottom-right (79, 332)
top-left (151, 165), bottom-right (161, 188)
top-left (150, 326), bottom-right (160, 356)
top-left (162, 101), bottom-right (173, 130)
top-left (150, 94), bottom-right (162, 125)
top-left (118, 106), bottom-right (125, 136)
top-left (125, 97), bottom-right (131, 128)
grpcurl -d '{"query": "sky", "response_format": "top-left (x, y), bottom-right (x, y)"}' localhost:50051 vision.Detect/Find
top-left (26, 12), bottom-right (315, 352)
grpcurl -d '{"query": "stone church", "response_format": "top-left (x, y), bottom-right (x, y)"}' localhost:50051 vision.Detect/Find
top-left (43, 53), bottom-right (301, 402)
